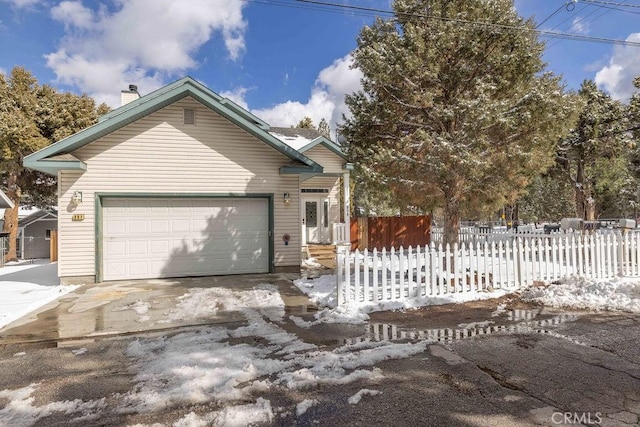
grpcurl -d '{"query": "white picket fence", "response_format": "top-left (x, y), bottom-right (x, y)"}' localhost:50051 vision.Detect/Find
top-left (430, 225), bottom-right (570, 246)
top-left (336, 231), bottom-right (640, 305)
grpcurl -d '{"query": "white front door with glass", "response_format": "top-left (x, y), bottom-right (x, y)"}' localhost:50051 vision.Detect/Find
top-left (302, 197), bottom-right (330, 244)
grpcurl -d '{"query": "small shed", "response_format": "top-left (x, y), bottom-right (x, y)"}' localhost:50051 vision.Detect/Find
top-left (17, 209), bottom-right (57, 259)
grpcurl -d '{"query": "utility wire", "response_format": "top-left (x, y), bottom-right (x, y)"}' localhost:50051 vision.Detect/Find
top-left (582, 0), bottom-right (640, 8)
top-left (536, 1), bottom-right (574, 29)
top-left (545, 1), bottom-right (614, 50)
top-left (284, 0), bottom-right (640, 47)
top-left (581, 1), bottom-right (640, 14)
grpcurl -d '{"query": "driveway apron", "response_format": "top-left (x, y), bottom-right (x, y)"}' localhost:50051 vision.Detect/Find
top-left (0, 272), bottom-right (315, 345)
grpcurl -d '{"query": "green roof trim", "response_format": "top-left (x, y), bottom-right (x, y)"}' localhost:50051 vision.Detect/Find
top-left (297, 136), bottom-right (349, 160)
top-left (23, 158), bottom-right (87, 175)
top-left (23, 76), bottom-right (322, 175)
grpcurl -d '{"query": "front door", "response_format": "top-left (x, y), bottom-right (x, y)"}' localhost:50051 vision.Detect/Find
top-left (302, 197), bottom-right (330, 244)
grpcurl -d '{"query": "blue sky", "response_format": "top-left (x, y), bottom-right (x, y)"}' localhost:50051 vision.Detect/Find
top-left (1, 0), bottom-right (639, 132)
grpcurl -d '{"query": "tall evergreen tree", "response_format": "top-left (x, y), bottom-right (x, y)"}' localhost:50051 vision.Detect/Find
top-left (557, 80), bottom-right (631, 220)
top-left (629, 77), bottom-right (640, 183)
top-left (318, 118), bottom-right (331, 139)
top-left (518, 165), bottom-right (577, 223)
top-left (341, 0), bottom-right (574, 245)
top-left (0, 67), bottom-right (108, 260)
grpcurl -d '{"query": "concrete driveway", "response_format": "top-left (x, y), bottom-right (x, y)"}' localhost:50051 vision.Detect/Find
top-left (0, 272), bottom-right (315, 345)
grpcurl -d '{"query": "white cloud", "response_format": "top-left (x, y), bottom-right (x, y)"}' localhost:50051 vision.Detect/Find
top-left (51, 1), bottom-right (94, 29)
top-left (2, 0), bottom-right (42, 8)
top-left (251, 54), bottom-right (363, 134)
top-left (220, 87), bottom-right (251, 110)
top-left (570, 17), bottom-right (589, 35)
top-left (45, 0), bottom-right (247, 107)
top-left (595, 33), bottom-right (640, 101)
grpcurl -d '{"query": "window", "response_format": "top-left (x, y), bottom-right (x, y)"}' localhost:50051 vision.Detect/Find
top-left (183, 108), bottom-right (195, 125)
top-left (45, 229), bottom-right (52, 240)
top-left (323, 200), bottom-right (329, 227)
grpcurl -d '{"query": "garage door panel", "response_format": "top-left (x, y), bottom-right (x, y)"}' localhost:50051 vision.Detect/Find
top-left (150, 240), bottom-right (170, 255)
top-left (102, 197), bottom-right (270, 280)
top-left (104, 240), bottom-right (127, 257)
top-left (128, 241), bottom-right (149, 255)
top-left (105, 262), bottom-right (126, 279)
top-left (129, 220), bottom-right (149, 234)
top-left (105, 219), bottom-right (127, 235)
top-left (151, 220), bottom-right (169, 233)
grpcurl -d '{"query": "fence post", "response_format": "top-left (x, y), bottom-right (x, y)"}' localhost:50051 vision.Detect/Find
top-left (336, 244), bottom-right (350, 305)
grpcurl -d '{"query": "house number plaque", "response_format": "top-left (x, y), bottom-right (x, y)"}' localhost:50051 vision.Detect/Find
top-left (72, 214), bottom-right (85, 221)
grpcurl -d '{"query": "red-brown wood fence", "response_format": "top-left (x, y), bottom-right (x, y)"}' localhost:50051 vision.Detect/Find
top-left (350, 215), bottom-right (431, 251)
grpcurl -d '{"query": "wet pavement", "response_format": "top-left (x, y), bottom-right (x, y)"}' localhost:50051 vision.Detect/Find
top-left (0, 267), bottom-right (639, 426)
top-left (0, 272), bottom-right (316, 345)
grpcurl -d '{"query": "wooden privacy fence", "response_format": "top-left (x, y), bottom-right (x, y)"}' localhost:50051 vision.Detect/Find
top-left (350, 215), bottom-right (431, 251)
top-left (336, 230), bottom-right (640, 305)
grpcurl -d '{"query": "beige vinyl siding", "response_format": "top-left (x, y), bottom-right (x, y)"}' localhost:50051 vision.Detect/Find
top-left (58, 97), bottom-right (300, 280)
top-left (304, 145), bottom-right (345, 174)
top-left (301, 176), bottom-right (340, 227)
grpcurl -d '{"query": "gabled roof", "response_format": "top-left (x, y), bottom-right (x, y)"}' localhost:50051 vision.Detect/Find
top-left (269, 127), bottom-right (348, 160)
top-left (18, 209), bottom-right (57, 228)
top-left (0, 189), bottom-right (14, 209)
top-left (24, 77), bottom-right (322, 176)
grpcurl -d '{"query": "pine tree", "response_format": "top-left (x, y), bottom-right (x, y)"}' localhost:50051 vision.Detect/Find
top-left (295, 117), bottom-right (314, 129)
top-left (341, 0), bottom-right (574, 245)
top-left (629, 77), bottom-right (640, 186)
top-left (557, 80), bottom-right (631, 220)
top-left (519, 166), bottom-right (577, 222)
top-left (318, 118), bottom-right (331, 138)
top-left (0, 67), bottom-right (108, 260)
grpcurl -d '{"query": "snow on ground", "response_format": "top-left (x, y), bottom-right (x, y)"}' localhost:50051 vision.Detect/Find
top-left (348, 389), bottom-right (382, 405)
top-left (521, 277), bottom-right (640, 313)
top-left (0, 384), bottom-right (106, 426)
top-left (296, 399), bottom-right (316, 416)
top-left (0, 283), bottom-right (428, 425)
top-left (0, 260), bottom-right (80, 329)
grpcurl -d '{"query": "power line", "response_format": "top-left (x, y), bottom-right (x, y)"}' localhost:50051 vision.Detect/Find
top-left (536, 1), bottom-right (576, 29)
top-left (582, 0), bottom-right (640, 8)
top-left (581, 1), bottom-right (640, 14)
top-left (284, 0), bottom-right (640, 47)
top-left (545, 0), bottom-right (616, 50)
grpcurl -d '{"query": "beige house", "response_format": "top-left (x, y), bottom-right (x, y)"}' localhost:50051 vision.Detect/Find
top-left (24, 77), bottom-right (351, 284)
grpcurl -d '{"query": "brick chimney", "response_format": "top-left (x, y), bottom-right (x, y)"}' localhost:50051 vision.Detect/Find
top-left (121, 84), bottom-right (140, 106)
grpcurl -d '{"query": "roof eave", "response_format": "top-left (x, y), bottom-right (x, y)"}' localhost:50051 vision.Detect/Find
top-left (0, 191), bottom-right (14, 209)
top-left (23, 158), bottom-right (87, 176)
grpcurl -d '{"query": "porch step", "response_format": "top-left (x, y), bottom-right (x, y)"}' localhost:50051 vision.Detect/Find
top-left (306, 244), bottom-right (336, 260)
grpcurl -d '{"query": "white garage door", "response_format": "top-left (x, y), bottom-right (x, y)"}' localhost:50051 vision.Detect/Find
top-left (102, 197), bottom-right (270, 281)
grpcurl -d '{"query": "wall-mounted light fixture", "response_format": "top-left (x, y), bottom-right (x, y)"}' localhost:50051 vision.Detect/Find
top-left (71, 190), bottom-right (83, 204)
top-left (283, 193), bottom-right (290, 204)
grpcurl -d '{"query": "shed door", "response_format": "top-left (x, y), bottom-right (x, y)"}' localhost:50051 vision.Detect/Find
top-left (102, 197), bottom-right (269, 281)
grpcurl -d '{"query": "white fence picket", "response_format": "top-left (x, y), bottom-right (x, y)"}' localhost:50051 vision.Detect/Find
top-left (336, 229), bottom-right (640, 306)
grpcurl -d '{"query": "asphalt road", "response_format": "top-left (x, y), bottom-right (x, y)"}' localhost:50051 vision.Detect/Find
top-left (0, 303), bottom-right (638, 426)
